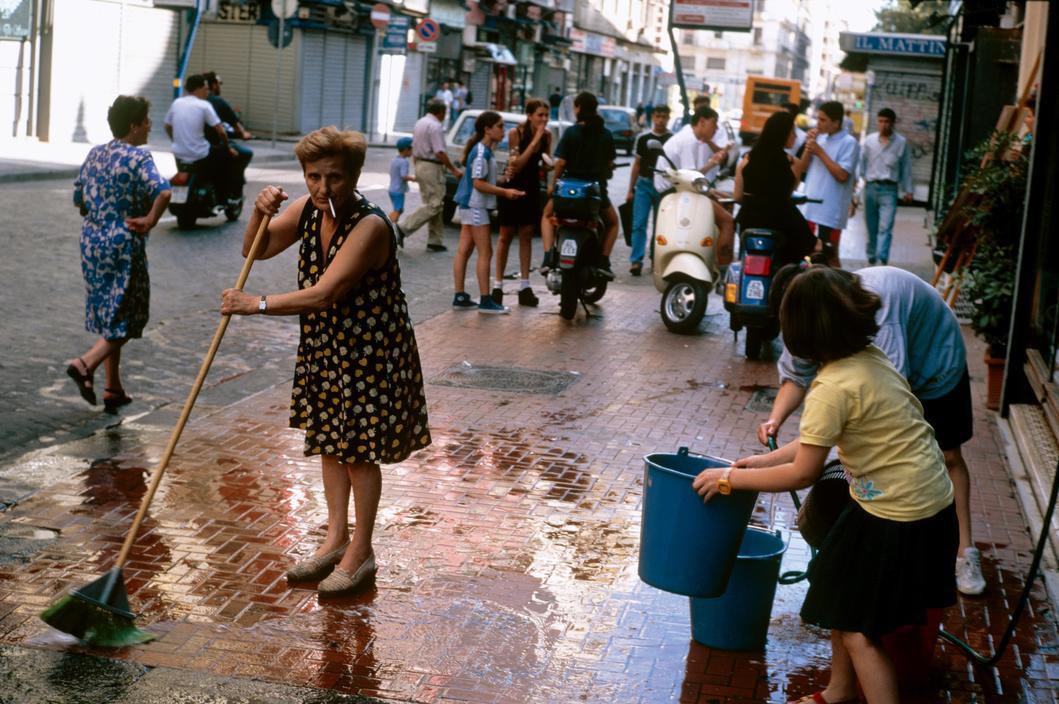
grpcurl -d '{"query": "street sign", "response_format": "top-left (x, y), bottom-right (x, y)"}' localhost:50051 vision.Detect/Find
top-left (270, 0), bottom-right (296, 20)
top-left (670, 0), bottom-right (753, 32)
top-left (370, 3), bottom-right (390, 30)
top-left (0, 0), bottom-right (32, 38)
top-left (416, 40), bottom-right (437, 53)
top-left (382, 16), bottom-right (409, 52)
top-left (267, 18), bottom-right (294, 48)
top-left (415, 18), bottom-right (440, 43)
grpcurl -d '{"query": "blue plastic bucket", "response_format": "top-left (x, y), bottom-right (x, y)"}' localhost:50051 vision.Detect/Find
top-left (688, 526), bottom-right (787, 650)
top-left (638, 448), bottom-right (759, 598)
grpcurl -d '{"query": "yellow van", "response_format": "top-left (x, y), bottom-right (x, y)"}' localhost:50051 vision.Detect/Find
top-left (740, 76), bottom-right (801, 143)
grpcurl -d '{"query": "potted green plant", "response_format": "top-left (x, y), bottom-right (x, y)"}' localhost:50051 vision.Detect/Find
top-left (957, 131), bottom-right (1028, 409)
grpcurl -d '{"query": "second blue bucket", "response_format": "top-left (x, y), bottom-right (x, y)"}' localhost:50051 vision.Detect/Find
top-left (689, 526), bottom-right (788, 650)
top-left (638, 448), bottom-right (758, 598)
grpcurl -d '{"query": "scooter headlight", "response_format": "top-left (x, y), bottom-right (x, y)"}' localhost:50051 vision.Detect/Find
top-left (692, 177), bottom-right (711, 194)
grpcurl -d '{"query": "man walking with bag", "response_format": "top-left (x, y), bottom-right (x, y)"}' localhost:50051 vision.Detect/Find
top-left (624, 104), bottom-right (671, 276)
top-left (398, 100), bottom-right (463, 252)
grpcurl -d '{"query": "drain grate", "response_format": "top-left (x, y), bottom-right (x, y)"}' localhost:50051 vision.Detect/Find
top-left (745, 387), bottom-right (778, 413)
top-left (430, 362), bottom-right (580, 395)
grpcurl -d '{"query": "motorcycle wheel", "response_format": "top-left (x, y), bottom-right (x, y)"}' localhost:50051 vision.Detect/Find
top-left (559, 270), bottom-right (579, 320)
top-left (660, 279), bottom-right (708, 334)
top-left (581, 277), bottom-right (608, 304)
top-left (176, 213), bottom-right (197, 229)
top-left (745, 327), bottom-right (765, 360)
top-left (224, 199), bottom-right (243, 222)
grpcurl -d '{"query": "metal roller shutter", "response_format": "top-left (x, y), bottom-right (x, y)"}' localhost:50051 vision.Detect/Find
top-left (298, 30), bottom-right (368, 133)
top-left (189, 22), bottom-right (300, 135)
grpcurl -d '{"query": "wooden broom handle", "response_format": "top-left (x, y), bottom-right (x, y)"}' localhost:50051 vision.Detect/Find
top-left (115, 215), bottom-right (272, 568)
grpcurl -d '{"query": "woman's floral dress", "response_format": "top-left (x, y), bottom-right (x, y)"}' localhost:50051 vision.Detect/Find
top-left (290, 195), bottom-right (432, 465)
top-left (73, 139), bottom-right (169, 339)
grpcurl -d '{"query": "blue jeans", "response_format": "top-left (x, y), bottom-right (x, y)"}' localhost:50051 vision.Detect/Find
top-left (630, 176), bottom-right (661, 265)
top-left (864, 181), bottom-right (898, 264)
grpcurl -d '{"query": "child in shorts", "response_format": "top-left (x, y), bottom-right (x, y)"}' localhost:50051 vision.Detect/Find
top-left (388, 137), bottom-right (415, 225)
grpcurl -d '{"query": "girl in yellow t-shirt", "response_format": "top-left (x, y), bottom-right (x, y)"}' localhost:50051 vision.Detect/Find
top-left (693, 266), bottom-right (957, 704)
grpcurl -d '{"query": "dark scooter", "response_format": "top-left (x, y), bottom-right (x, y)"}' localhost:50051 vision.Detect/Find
top-left (168, 156), bottom-right (244, 229)
top-left (544, 178), bottom-right (612, 320)
top-left (723, 194), bottom-right (821, 359)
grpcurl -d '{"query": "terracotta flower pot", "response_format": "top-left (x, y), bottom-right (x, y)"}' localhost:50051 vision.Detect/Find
top-left (984, 351), bottom-right (1005, 411)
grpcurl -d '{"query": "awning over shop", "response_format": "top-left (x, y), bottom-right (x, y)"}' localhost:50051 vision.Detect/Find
top-left (476, 42), bottom-right (517, 65)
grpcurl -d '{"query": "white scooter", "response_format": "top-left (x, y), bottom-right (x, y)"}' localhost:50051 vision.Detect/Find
top-left (647, 139), bottom-right (727, 333)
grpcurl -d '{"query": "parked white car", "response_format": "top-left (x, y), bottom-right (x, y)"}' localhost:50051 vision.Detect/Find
top-left (442, 109), bottom-right (572, 222)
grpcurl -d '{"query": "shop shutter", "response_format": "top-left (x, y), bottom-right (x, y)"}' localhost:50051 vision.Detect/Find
top-left (118, 5), bottom-right (179, 133)
top-left (469, 62), bottom-right (490, 111)
top-left (190, 23), bottom-right (299, 135)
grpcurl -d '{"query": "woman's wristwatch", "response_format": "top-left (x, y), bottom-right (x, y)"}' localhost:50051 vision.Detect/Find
top-left (258, 295), bottom-right (268, 314)
top-left (717, 467), bottom-right (734, 495)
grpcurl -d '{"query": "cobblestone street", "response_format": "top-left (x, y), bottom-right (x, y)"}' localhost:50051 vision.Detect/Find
top-left (1, 267), bottom-right (1056, 701)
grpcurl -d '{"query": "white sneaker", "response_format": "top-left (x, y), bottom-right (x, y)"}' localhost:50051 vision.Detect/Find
top-left (955, 547), bottom-right (987, 596)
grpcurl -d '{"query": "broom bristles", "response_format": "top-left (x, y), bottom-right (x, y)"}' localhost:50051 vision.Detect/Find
top-left (41, 593), bottom-right (154, 647)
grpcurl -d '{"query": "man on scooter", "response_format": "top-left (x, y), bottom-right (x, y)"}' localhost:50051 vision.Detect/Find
top-left (164, 74), bottom-right (240, 203)
top-left (655, 105), bottom-right (735, 264)
top-left (204, 71), bottom-right (253, 195)
top-left (540, 91), bottom-right (618, 278)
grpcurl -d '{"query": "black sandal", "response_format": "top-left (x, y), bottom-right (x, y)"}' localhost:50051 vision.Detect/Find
top-left (103, 387), bottom-right (133, 414)
top-left (66, 357), bottom-right (96, 406)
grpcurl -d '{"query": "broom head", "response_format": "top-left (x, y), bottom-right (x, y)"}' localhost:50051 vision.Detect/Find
top-left (40, 568), bottom-right (155, 647)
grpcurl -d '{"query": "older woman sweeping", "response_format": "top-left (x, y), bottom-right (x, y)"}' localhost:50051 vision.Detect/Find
top-left (220, 127), bottom-right (431, 596)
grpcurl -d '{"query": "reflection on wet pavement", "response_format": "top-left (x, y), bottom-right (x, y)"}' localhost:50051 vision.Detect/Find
top-left (0, 284), bottom-right (1056, 702)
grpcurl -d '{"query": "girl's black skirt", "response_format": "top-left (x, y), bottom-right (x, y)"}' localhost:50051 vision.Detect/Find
top-left (800, 501), bottom-right (958, 639)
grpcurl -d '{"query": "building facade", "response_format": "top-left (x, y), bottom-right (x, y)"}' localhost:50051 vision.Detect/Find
top-left (674, 0), bottom-right (812, 115)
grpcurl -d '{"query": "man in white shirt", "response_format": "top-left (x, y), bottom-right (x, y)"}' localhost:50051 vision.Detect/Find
top-left (165, 73), bottom-right (240, 202)
top-left (434, 81), bottom-right (454, 127)
top-left (857, 107), bottom-right (914, 265)
top-left (654, 105), bottom-right (734, 264)
top-left (797, 100), bottom-right (860, 266)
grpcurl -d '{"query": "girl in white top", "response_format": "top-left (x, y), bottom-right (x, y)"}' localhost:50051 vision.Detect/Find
top-left (693, 266), bottom-right (957, 704)
top-left (451, 111), bottom-right (524, 314)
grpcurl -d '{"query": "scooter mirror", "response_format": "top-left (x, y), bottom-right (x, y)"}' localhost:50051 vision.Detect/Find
top-left (646, 139), bottom-right (663, 152)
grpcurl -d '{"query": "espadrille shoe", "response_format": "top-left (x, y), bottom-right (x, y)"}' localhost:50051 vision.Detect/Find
top-left (317, 552), bottom-right (376, 597)
top-left (285, 541), bottom-right (350, 582)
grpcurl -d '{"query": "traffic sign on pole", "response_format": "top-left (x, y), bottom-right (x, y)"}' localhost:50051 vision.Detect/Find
top-left (370, 3), bottom-right (391, 30)
top-left (415, 18), bottom-right (440, 43)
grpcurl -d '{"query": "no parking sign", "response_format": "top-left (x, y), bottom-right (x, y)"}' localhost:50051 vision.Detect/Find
top-left (415, 18), bottom-right (440, 43)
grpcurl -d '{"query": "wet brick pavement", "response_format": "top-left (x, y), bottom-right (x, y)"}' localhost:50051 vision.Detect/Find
top-left (0, 280), bottom-right (1057, 702)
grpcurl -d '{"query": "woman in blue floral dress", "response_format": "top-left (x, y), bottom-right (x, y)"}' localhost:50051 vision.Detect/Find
top-left (65, 96), bottom-right (171, 413)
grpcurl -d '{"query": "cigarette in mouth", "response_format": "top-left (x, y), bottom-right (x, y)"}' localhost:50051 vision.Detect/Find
top-left (327, 197), bottom-right (336, 219)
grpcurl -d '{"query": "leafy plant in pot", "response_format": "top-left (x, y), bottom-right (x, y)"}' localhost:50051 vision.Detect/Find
top-left (957, 131), bottom-right (1027, 409)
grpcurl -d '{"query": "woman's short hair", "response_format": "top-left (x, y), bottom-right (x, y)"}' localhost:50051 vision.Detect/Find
top-left (295, 126), bottom-right (367, 180)
top-left (107, 95), bottom-right (150, 138)
top-left (779, 266), bottom-right (881, 363)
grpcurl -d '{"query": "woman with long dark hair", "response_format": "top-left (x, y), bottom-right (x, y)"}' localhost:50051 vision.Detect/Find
top-left (451, 111), bottom-right (525, 313)
top-left (733, 110), bottom-right (815, 266)
top-left (493, 98), bottom-right (552, 307)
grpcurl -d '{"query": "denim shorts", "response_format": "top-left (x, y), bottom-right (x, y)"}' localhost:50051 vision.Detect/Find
top-left (388, 191), bottom-right (405, 213)
top-left (459, 206), bottom-right (490, 226)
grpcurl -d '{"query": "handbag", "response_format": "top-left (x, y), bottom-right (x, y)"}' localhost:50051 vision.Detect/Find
top-left (796, 459), bottom-right (851, 548)
top-left (619, 200), bottom-right (634, 247)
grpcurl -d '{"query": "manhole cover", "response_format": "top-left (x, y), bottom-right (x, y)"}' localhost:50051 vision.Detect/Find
top-left (745, 387), bottom-right (778, 413)
top-left (430, 363), bottom-right (580, 394)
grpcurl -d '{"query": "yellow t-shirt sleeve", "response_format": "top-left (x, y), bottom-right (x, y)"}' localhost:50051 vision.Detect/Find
top-left (799, 379), bottom-right (847, 449)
